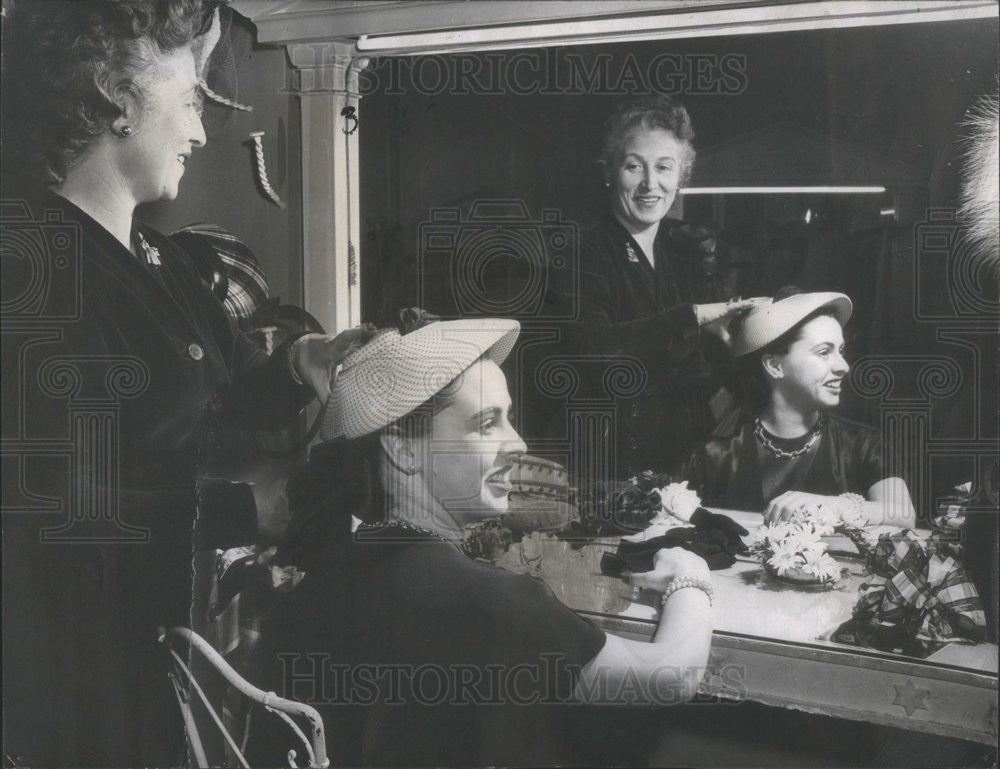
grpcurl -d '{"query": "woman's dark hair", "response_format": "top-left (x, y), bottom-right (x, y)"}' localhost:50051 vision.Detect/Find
top-left (3, 0), bottom-right (208, 187)
top-left (732, 286), bottom-right (842, 412)
top-left (599, 96), bottom-right (697, 186)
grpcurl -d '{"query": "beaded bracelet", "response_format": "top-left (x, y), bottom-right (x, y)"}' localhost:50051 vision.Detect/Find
top-left (838, 492), bottom-right (867, 521)
top-left (660, 576), bottom-right (715, 607)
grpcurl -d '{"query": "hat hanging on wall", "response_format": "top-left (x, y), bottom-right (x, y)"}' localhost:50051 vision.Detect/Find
top-left (169, 223), bottom-right (270, 331)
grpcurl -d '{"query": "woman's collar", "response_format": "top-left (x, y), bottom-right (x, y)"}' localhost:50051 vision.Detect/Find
top-left (387, 483), bottom-right (465, 542)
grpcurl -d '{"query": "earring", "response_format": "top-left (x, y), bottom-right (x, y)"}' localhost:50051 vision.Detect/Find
top-left (118, 126), bottom-right (132, 137)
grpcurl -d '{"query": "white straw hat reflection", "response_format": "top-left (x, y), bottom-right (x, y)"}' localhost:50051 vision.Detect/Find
top-left (731, 291), bottom-right (853, 358)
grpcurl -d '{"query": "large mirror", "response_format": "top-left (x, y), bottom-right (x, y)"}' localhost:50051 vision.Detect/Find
top-left (353, 14), bottom-right (998, 746)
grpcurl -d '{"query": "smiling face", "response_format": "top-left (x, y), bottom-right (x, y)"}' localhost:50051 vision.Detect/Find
top-left (119, 46), bottom-right (206, 204)
top-left (610, 128), bottom-right (686, 235)
top-left (422, 359), bottom-right (527, 523)
top-left (765, 314), bottom-right (849, 413)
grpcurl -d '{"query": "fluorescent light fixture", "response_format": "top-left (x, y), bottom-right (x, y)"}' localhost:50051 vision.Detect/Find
top-left (681, 186), bottom-right (887, 195)
top-left (354, 1), bottom-right (996, 54)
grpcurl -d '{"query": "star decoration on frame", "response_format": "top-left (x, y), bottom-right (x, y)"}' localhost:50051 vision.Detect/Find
top-left (892, 679), bottom-right (929, 716)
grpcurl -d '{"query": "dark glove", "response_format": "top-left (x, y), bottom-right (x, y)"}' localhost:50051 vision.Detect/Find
top-left (601, 527), bottom-right (736, 576)
top-left (690, 507), bottom-right (749, 556)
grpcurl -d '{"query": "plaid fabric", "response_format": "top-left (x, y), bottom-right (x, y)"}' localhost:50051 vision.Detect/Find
top-left (932, 481), bottom-right (972, 538)
top-left (170, 223), bottom-right (270, 330)
top-left (853, 528), bottom-right (987, 650)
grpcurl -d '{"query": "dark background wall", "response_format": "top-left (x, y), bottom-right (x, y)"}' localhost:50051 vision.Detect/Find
top-left (359, 19), bottom-right (997, 326)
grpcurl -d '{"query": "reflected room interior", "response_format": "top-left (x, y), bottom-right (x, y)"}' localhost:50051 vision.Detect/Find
top-left (360, 17), bottom-right (998, 509)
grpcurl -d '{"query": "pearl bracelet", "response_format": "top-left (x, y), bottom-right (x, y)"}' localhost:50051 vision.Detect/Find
top-left (838, 492), bottom-right (867, 520)
top-left (660, 576), bottom-right (714, 607)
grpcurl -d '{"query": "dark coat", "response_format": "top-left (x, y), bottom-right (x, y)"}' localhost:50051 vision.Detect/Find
top-left (2, 192), bottom-right (312, 766)
top-left (253, 523), bottom-right (605, 767)
top-left (684, 410), bottom-right (885, 512)
top-left (555, 215), bottom-right (712, 475)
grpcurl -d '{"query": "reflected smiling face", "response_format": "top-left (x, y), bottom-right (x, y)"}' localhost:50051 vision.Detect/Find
top-left (768, 314), bottom-right (850, 413)
top-left (423, 359), bottom-right (527, 523)
top-left (610, 128), bottom-right (685, 234)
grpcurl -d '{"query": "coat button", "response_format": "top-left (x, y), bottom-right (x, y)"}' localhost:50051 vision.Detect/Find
top-left (188, 343), bottom-right (204, 360)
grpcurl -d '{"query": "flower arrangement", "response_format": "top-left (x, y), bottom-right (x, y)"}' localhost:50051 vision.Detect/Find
top-left (650, 480), bottom-right (702, 524)
top-left (572, 472), bottom-right (703, 536)
top-left (748, 502), bottom-right (870, 585)
top-left (571, 471), bottom-right (663, 536)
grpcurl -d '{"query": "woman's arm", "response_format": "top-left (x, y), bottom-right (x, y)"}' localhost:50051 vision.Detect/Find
top-left (866, 476), bottom-right (917, 527)
top-left (565, 235), bottom-right (762, 363)
top-left (763, 477), bottom-right (917, 527)
top-left (574, 549), bottom-right (713, 705)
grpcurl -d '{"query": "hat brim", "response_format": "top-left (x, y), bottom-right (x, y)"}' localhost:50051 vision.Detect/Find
top-left (732, 292), bottom-right (853, 358)
top-left (323, 318), bottom-right (520, 440)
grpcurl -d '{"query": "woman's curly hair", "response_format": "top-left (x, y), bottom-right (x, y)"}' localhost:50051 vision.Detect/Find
top-left (598, 96), bottom-right (697, 187)
top-left (3, 0), bottom-right (207, 188)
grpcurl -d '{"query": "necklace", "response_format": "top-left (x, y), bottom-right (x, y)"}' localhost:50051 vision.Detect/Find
top-left (135, 231), bottom-right (161, 267)
top-left (754, 414), bottom-right (824, 459)
top-left (356, 518), bottom-right (451, 543)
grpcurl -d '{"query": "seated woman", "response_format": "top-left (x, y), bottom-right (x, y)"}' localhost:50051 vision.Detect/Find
top-left (254, 315), bottom-right (714, 767)
top-left (685, 287), bottom-right (916, 527)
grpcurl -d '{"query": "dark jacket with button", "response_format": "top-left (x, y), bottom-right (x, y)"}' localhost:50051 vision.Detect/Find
top-left (684, 409), bottom-right (884, 512)
top-left (555, 215), bottom-right (712, 475)
top-left (2, 192), bottom-right (312, 766)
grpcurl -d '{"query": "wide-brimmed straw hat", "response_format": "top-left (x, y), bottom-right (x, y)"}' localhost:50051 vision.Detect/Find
top-left (323, 317), bottom-right (520, 440)
top-left (731, 291), bottom-right (852, 358)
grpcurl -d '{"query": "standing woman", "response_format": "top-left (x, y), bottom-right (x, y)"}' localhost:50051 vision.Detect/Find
top-left (558, 97), bottom-right (763, 476)
top-left (1, 2), bottom-right (369, 765)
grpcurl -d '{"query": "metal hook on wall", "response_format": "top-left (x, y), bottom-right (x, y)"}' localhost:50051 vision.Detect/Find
top-left (341, 106), bottom-right (359, 135)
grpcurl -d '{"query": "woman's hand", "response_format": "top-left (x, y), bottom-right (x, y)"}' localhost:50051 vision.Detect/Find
top-left (629, 547), bottom-right (711, 594)
top-left (694, 297), bottom-right (769, 345)
top-left (763, 490), bottom-right (836, 525)
top-left (290, 326), bottom-right (375, 401)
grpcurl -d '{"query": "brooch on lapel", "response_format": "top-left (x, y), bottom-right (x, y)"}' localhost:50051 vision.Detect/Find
top-left (136, 231), bottom-right (162, 267)
top-left (625, 242), bottom-right (640, 263)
